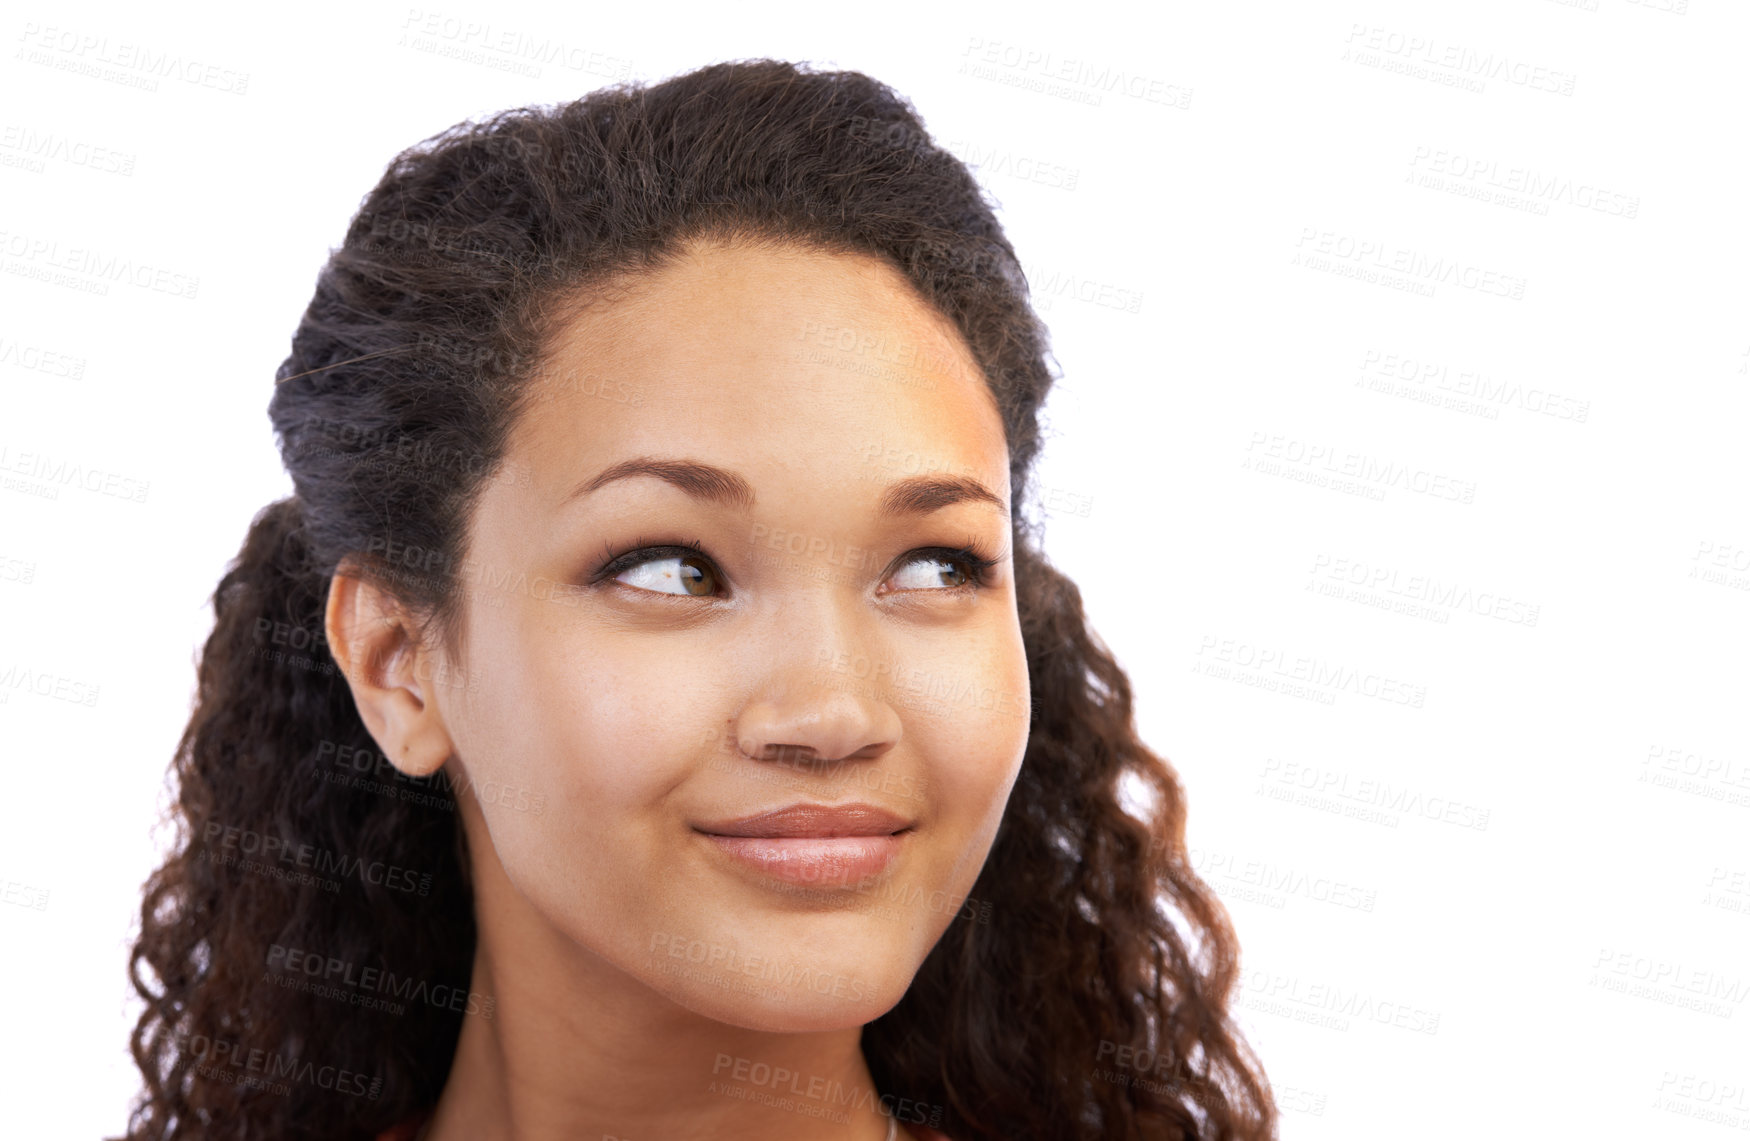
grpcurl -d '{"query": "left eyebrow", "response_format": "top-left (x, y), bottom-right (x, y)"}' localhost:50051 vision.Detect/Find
top-left (878, 473), bottom-right (1009, 519)
top-left (563, 455), bottom-right (1007, 519)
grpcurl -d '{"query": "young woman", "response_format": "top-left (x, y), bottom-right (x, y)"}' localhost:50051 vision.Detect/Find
top-left (121, 59), bottom-right (1277, 1141)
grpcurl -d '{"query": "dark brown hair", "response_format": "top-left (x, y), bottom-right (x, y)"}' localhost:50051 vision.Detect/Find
top-left (121, 59), bottom-right (1276, 1141)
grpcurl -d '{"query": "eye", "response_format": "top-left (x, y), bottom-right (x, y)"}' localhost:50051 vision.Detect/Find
top-left (883, 547), bottom-right (998, 593)
top-left (615, 552), bottom-right (721, 597)
top-left (594, 542), bottom-right (724, 598)
top-left (592, 539), bottom-right (1000, 599)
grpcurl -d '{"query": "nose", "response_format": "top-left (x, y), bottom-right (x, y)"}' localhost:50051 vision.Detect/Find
top-left (731, 684), bottom-right (901, 765)
top-left (729, 605), bottom-right (902, 765)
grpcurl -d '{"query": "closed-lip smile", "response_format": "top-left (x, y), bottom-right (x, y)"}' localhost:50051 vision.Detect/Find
top-left (693, 803), bottom-right (915, 889)
top-left (693, 802), bottom-right (914, 838)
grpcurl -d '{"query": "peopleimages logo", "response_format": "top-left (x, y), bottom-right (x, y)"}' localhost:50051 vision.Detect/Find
top-left (14, 22), bottom-right (251, 94)
top-left (1243, 432), bottom-right (1478, 504)
top-left (1407, 147), bottom-right (1638, 220)
top-left (1256, 758), bottom-right (1491, 831)
top-left (201, 823), bottom-right (433, 895)
top-left (1343, 24), bottom-right (1576, 96)
top-left (648, 932), bottom-right (870, 1003)
top-left (0, 442), bottom-right (149, 502)
top-left (265, 943), bottom-right (495, 1018)
top-left (1308, 553), bottom-right (1542, 627)
top-left (1358, 349), bottom-right (1590, 423)
top-left (177, 1031), bottom-right (382, 1099)
top-left (1294, 228), bottom-right (1526, 300)
top-left (1195, 635), bottom-right (1429, 709)
top-left (958, 37), bottom-right (1192, 108)
top-left (0, 230), bottom-right (200, 299)
top-left (0, 125), bottom-right (136, 174)
top-left (710, 1053), bottom-right (944, 1128)
top-left (1235, 969), bottom-right (1442, 1035)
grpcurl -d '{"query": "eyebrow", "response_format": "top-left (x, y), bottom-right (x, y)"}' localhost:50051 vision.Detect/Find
top-left (565, 456), bottom-right (1008, 519)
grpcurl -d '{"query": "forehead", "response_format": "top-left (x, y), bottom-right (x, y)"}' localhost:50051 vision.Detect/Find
top-left (504, 240), bottom-right (1009, 496)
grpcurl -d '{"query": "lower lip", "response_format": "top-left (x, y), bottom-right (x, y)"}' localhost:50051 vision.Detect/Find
top-left (698, 831), bottom-right (908, 888)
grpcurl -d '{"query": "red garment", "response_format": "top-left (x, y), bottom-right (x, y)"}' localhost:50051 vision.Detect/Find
top-left (373, 1112), bottom-right (424, 1141)
top-left (375, 1110), bottom-right (952, 1139)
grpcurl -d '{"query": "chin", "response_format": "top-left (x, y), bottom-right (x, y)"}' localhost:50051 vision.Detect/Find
top-left (679, 980), bottom-right (910, 1036)
top-left (654, 963), bottom-right (908, 1033)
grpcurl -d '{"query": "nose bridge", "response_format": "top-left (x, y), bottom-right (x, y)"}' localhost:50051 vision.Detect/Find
top-left (756, 557), bottom-right (871, 663)
top-left (731, 583), bottom-right (898, 763)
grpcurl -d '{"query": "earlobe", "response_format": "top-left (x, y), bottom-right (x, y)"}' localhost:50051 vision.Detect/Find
top-left (324, 568), bottom-right (456, 779)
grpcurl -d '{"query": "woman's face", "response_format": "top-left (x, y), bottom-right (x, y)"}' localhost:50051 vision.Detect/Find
top-left (430, 239), bottom-right (1030, 1032)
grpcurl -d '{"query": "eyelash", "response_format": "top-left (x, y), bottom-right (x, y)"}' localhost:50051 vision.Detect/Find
top-left (587, 536), bottom-right (1002, 597)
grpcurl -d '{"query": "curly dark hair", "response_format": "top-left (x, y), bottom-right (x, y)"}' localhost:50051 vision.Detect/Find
top-left (119, 58), bottom-right (1277, 1141)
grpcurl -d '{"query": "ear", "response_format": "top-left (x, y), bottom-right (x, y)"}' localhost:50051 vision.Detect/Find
top-left (324, 567), bottom-right (456, 779)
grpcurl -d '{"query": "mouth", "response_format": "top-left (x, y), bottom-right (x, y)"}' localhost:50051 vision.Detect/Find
top-left (691, 803), bottom-right (915, 888)
top-left (692, 801), bottom-right (914, 839)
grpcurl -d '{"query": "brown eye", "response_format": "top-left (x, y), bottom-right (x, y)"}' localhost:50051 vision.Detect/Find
top-left (677, 555), bottom-right (717, 596)
top-left (886, 552), bottom-right (976, 592)
top-left (616, 553), bottom-right (721, 597)
top-left (934, 559), bottom-right (970, 588)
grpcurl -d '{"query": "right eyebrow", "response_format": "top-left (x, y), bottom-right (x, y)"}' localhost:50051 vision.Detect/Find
top-left (564, 456), bottom-right (756, 511)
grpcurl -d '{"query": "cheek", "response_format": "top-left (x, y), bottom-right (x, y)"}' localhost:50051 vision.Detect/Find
top-left (445, 616), bottom-right (713, 895)
top-left (913, 617), bottom-right (1031, 832)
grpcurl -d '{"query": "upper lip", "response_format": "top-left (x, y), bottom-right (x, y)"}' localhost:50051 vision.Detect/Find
top-left (694, 802), bottom-right (915, 838)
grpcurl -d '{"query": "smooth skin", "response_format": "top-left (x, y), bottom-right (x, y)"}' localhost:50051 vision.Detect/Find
top-left (326, 239), bottom-right (1032, 1141)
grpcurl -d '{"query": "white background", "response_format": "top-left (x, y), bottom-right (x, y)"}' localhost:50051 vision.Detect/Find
top-left (2, 1), bottom-right (1746, 1138)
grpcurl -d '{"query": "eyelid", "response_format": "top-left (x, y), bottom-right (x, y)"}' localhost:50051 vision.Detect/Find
top-left (589, 539), bottom-right (712, 588)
